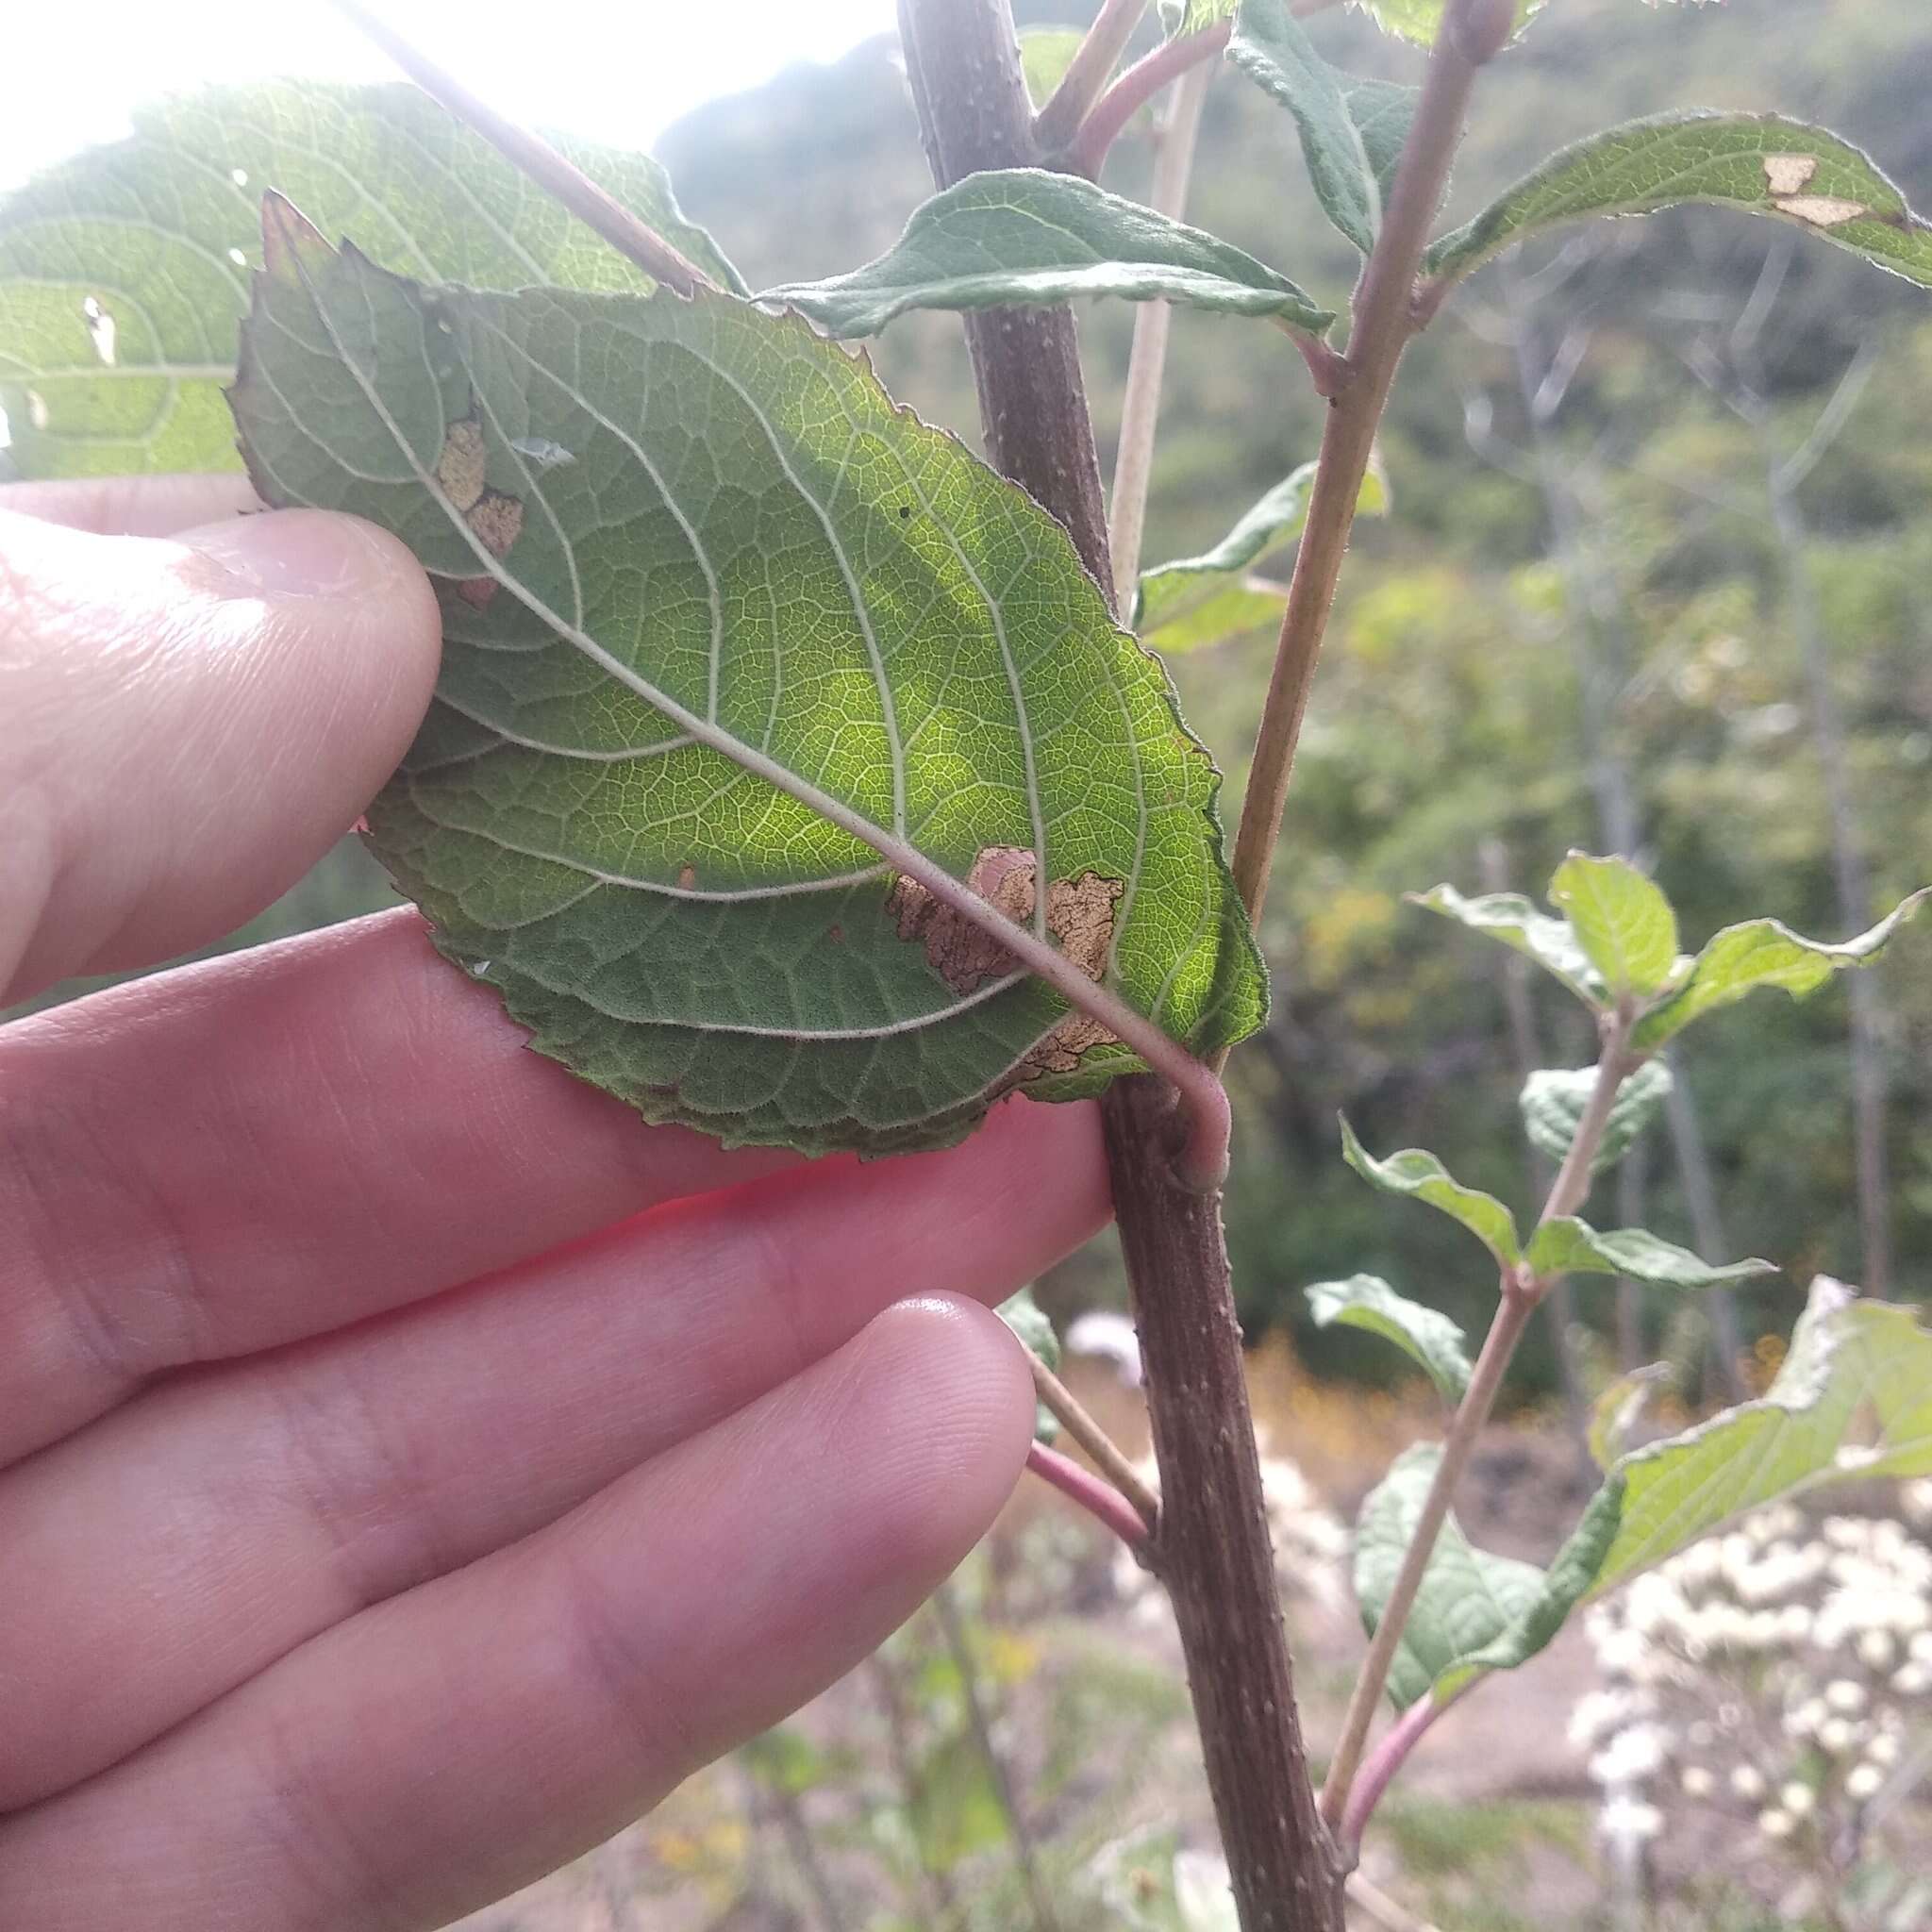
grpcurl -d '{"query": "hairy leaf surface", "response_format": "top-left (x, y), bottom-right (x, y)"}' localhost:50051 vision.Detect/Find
top-left (1340, 1118), bottom-right (1521, 1268)
top-left (762, 172), bottom-right (1334, 343)
top-left (1306, 1274), bottom-right (1472, 1402)
top-left (1525, 1219), bottom-right (1774, 1291)
top-left (1426, 113), bottom-right (1932, 292)
top-left (0, 81), bottom-right (741, 476)
top-left (230, 220), bottom-right (1264, 1154)
top-left (1230, 0), bottom-right (1418, 254)
top-left (1409, 882), bottom-right (1605, 1005)
top-left (1632, 890), bottom-right (1926, 1049)
top-left (1548, 852), bottom-right (1678, 998)
top-left (1132, 458), bottom-right (1386, 652)
top-left (1520, 1059), bottom-right (1673, 1176)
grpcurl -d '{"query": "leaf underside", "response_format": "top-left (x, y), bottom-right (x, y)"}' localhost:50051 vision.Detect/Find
top-left (1306, 1274), bottom-right (1473, 1403)
top-left (229, 224), bottom-right (1264, 1155)
top-left (1520, 1058), bottom-right (1673, 1176)
top-left (0, 80), bottom-right (741, 477)
top-left (760, 170), bottom-right (1334, 344)
top-left (1426, 112), bottom-right (1932, 292)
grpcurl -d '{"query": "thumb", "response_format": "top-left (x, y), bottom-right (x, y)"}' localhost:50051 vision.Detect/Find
top-left (1, 504), bottom-right (441, 1003)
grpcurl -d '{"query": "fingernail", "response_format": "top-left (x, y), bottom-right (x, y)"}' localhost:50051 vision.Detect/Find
top-left (178, 508), bottom-right (393, 600)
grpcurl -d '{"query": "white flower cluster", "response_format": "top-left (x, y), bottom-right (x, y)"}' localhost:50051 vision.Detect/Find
top-left (1572, 1496), bottom-right (1932, 1890)
top-left (1111, 1435), bottom-right (1348, 1620)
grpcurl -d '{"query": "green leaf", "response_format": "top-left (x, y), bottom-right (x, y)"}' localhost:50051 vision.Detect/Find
top-left (1133, 458), bottom-right (1387, 652)
top-left (1520, 1059), bottom-right (1673, 1177)
top-left (1353, 0), bottom-right (1543, 48)
top-left (1306, 1274), bottom-right (1473, 1402)
top-left (231, 221), bottom-right (1265, 1157)
top-left (1424, 113), bottom-right (1932, 293)
top-left (1525, 1219), bottom-right (1775, 1291)
top-left (998, 1287), bottom-right (1062, 1444)
top-left (0, 81), bottom-right (742, 478)
top-left (1020, 27), bottom-right (1090, 108)
top-left (1355, 1443), bottom-right (1617, 1709)
top-left (1407, 883), bottom-right (1606, 1006)
top-left (1161, 0), bottom-right (1240, 34)
top-left (1339, 1117), bottom-right (1521, 1268)
top-left (1230, 0), bottom-right (1418, 255)
top-left (1548, 852), bottom-right (1679, 998)
top-left (1632, 891), bottom-right (1927, 1049)
top-left (761, 171), bottom-right (1334, 343)
top-left (1577, 1278), bottom-right (1932, 1599)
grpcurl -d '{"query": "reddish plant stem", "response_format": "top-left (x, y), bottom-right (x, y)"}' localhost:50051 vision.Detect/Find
top-left (1341, 1688), bottom-right (1461, 1850)
top-left (1068, 21), bottom-right (1230, 179)
top-left (900, 3), bottom-right (1341, 1924)
top-left (333, 0), bottom-right (715, 298)
top-left (1027, 1354), bottom-right (1160, 1531)
top-left (1033, 0), bottom-right (1151, 156)
top-left (1225, 1), bottom-right (1491, 930)
top-left (1026, 1441), bottom-right (1150, 1546)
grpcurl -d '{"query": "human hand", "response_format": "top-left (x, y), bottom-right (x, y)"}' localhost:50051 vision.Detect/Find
top-left (0, 479), bottom-right (1108, 1930)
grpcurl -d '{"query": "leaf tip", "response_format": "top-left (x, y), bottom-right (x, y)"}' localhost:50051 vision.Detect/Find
top-left (258, 189), bottom-right (332, 282)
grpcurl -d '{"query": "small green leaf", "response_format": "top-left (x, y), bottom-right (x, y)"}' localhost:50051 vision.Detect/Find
top-left (998, 1287), bottom-right (1062, 1444)
top-left (1133, 459), bottom-right (1385, 651)
top-left (1355, 1443), bottom-right (1615, 1709)
top-left (762, 171), bottom-right (1334, 343)
top-left (1520, 1059), bottom-right (1673, 1176)
top-left (0, 81), bottom-right (742, 478)
top-left (1020, 27), bottom-right (1089, 109)
top-left (1632, 891), bottom-right (1927, 1049)
top-left (1161, 0), bottom-right (1240, 34)
top-left (231, 222), bottom-right (1265, 1156)
top-left (1340, 1117), bottom-right (1521, 1269)
top-left (1578, 1279), bottom-right (1932, 1599)
top-left (1230, 0), bottom-right (1418, 254)
top-left (1306, 1274), bottom-right (1473, 1403)
top-left (1548, 852), bottom-right (1680, 998)
top-left (1353, 0), bottom-right (1544, 48)
top-left (1525, 1219), bottom-right (1775, 1291)
top-left (1425, 113), bottom-right (1932, 294)
top-left (1407, 883), bottom-right (1606, 1007)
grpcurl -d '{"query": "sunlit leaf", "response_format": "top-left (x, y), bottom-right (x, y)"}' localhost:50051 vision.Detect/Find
top-left (1306, 1274), bottom-right (1473, 1402)
top-left (1520, 1059), bottom-right (1673, 1177)
top-left (1425, 113), bottom-right (1932, 294)
top-left (1230, 0), bottom-right (1417, 254)
top-left (1548, 852), bottom-right (1679, 998)
top-left (1020, 26), bottom-right (1091, 108)
top-left (1525, 1219), bottom-right (1774, 1291)
top-left (1632, 890), bottom-right (1926, 1049)
top-left (1351, 0), bottom-right (1544, 49)
top-left (1161, 0), bottom-right (1240, 35)
top-left (1133, 458), bottom-right (1386, 652)
top-left (0, 81), bottom-right (741, 477)
top-left (231, 218), bottom-right (1264, 1155)
top-left (1408, 883), bottom-right (1605, 1006)
top-left (1340, 1117), bottom-right (1521, 1268)
top-left (762, 171), bottom-right (1334, 343)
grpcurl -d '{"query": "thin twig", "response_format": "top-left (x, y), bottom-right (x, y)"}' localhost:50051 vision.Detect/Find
top-left (1067, 21), bottom-right (1230, 179)
top-left (332, 0), bottom-right (716, 297)
top-left (1224, 0), bottom-right (1502, 939)
top-left (1345, 1871), bottom-right (1444, 1932)
top-left (1030, 1355), bottom-right (1161, 1529)
top-left (1034, 0), bottom-right (1151, 155)
top-left (1025, 1440), bottom-right (1151, 1547)
top-left (1108, 60), bottom-right (1214, 608)
top-left (931, 1585), bottom-right (1060, 1932)
top-left (1320, 1000), bottom-right (1639, 1838)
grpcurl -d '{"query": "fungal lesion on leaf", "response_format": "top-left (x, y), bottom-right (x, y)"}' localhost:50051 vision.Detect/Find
top-left (436, 409), bottom-right (525, 608)
top-left (1761, 153), bottom-right (1868, 227)
top-left (887, 846), bottom-right (1126, 1076)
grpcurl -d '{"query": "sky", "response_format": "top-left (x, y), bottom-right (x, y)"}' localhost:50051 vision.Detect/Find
top-left (1, 0), bottom-right (901, 191)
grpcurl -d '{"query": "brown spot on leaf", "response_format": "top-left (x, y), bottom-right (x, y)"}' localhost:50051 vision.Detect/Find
top-left (1762, 154), bottom-right (1820, 197)
top-left (259, 190), bottom-right (327, 277)
top-left (827, 923), bottom-right (844, 943)
top-left (677, 863), bottom-right (698, 891)
top-left (467, 488), bottom-right (525, 559)
top-left (1774, 194), bottom-right (1868, 227)
top-left (436, 416), bottom-right (488, 511)
top-left (885, 847), bottom-right (1125, 1079)
top-left (454, 575), bottom-right (500, 612)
